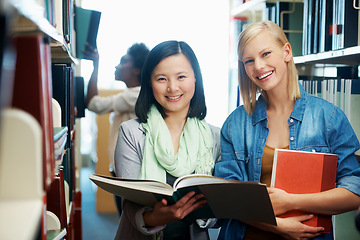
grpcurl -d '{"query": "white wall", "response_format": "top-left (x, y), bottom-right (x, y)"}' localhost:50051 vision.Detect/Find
top-left (81, 0), bottom-right (230, 127)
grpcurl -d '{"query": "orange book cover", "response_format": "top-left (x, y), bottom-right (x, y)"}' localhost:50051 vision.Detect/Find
top-left (270, 149), bottom-right (338, 233)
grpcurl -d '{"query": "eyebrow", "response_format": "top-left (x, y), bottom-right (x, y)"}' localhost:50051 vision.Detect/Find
top-left (153, 71), bottom-right (189, 78)
top-left (243, 48), bottom-right (271, 60)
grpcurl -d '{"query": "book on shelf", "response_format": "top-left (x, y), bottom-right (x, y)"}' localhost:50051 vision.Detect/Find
top-left (301, 0), bottom-right (359, 54)
top-left (47, 169), bottom-right (68, 230)
top-left (74, 6), bottom-right (101, 60)
top-left (52, 64), bottom-right (72, 149)
top-left (263, 1), bottom-right (303, 57)
top-left (47, 229), bottom-right (67, 240)
top-left (270, 148), bottom-right (338, 232)
top-left (332, 0), bottom-right (359, 50)
top-left (54, 126), bottom-right (68, 141)
top-left (54, 126), bottom-right (68, 161)
top-left (323, 0), bottom-right (333, 52)
top-left (63, 0), bottom-right (75, 45)
top-left (299, 77), bottom-right (360, 147)
top-left (74, 76), bottom-right (86, 118)
top-left (90, 173), bottom-right (277, 225)
top-left (11, 35), bottom-right (55, 190)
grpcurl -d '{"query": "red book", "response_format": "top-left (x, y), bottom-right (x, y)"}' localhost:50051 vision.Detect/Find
top-left (270, 149), bottom-right (338, 233)
top-left (12, 35), bottom-right (55, 190)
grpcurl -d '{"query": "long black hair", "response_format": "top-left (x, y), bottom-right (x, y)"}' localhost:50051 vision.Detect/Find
top-left (135, 40), bottom-right (207, 123)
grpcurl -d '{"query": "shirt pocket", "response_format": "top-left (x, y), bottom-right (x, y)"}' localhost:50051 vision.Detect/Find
top-left (235, 151), bottom-right (250, 164)
top-left (297, 146), bottom-right (331, 154)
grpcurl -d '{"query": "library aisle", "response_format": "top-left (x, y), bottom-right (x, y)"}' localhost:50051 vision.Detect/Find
top-left (81, 162), bottom-right (119, 240)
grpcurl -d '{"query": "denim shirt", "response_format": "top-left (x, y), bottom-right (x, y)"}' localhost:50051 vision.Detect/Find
top-left (214, 85), bottom-right (360, 240)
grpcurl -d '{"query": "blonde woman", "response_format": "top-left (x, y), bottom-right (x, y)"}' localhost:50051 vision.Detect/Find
top-left (214, 21), bottom-right (360, 240)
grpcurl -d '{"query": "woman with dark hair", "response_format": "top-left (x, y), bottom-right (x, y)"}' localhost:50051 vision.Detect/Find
top-left (135, 40), bottom-right (207, 122)
top-left (114, 40), bottom-right (221, 240)
top-left (84, 42), bottom-right (150, 216)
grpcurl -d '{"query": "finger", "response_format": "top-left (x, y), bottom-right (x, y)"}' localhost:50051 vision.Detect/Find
top-left (301, 234), bottom-right (322, 239)
top-left (181, 193), bottom-right (206, 208)
top-left (161, 198), bottom-right (168, 206)
top-left (267, 187), bottom-right (275, 194)
top-left (299, 222), bottom-right (325, 234)
top-left (174, 191), bottom-right (196, 206)
top-left (85, 42), bottom-right (95, 50)
top-left (300, 231), bottom-right (324, 238)
top-left (181, 199), bottom-right (207, 217)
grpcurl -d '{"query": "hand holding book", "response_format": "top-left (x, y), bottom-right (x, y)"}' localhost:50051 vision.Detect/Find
top-left (143, 191), bottom-right (207, 227)
top-left (270, 149), bottom-right (338, 232)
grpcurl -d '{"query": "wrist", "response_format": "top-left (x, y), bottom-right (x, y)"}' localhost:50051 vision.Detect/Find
top-left (143, 210), bottom-right (156, 227)
top-left (287, 193), bottom-right (298, 211)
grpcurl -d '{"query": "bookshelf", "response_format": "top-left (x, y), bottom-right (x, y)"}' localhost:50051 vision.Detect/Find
top-left (0, 0), bottom-right (84, 239)
top-left (229, 0), bottom-right (360, 239)
top-left (231, 0), bottom-right (266, 20)
top-left (294, 45), bottom-right (360, 66)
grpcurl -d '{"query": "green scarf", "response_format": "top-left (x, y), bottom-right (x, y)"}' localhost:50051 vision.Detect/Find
top-left (139, 105), bottom-right (214, 182)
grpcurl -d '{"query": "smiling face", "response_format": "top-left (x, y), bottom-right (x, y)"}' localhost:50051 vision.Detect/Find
top-left (241, 30), bottom-right (292, 93)
top-left (151, 53), bottom-right (196, 117)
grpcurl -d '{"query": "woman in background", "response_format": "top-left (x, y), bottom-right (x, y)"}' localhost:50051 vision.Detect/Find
top-left (84, 42), bottom-right (149, 215)
top-left (114, 40), bottom-right (220, 240)
top-left (214, 20), bottom-right (360, 240)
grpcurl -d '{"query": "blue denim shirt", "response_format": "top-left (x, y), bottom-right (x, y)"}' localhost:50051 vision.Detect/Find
top-left (214, 84), bottom-right (360, 240)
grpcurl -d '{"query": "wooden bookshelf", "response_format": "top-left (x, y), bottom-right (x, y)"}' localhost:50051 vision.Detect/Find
top-left (0, 0), bottom-right (83, 239)
top-left (9, 1), bottom-right (78, 64)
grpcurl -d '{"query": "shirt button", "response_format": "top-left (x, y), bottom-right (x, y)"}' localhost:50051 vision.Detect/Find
top-left (289, 119), bottom-right (294, 123)
top-left (290, 137), bottom-right (294, 141)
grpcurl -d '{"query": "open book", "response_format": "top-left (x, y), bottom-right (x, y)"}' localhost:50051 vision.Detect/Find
top-left (89, 174), bottom-right (276, 225)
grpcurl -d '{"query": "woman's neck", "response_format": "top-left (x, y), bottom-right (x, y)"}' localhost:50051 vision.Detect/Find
top-left (164, 113), bottom-right (187, 155)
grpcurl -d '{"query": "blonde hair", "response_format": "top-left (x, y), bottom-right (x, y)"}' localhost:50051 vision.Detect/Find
top-left (237, 20), bottom-right (300, 115)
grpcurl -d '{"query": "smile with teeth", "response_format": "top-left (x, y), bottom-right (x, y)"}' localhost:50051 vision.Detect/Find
top-left (167, 95), bottom-right (182, 100)
top-left (257, 71), bottom-right (273, 80)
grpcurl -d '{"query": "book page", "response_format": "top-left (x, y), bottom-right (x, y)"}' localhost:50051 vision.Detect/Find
top-left (90, 175), bottom-right (173, 195)
top-left (174, 174), bottom-right (234, 190)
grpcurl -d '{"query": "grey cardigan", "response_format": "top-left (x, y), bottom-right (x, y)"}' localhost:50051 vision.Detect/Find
top-left (113, 118), bottom-right (221, 240)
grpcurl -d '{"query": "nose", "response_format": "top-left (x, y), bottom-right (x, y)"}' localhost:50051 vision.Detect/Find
top-left (167, 80), bottom-right (179, 92)
top-left (254, 58), bottom-right (265, 71)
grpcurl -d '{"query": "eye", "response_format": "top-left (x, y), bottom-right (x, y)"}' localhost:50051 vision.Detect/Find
top-left (262, 51), bottom-right (271, 57)
top-left (244, 59), bottom-right (253, 65)
top-left (178, 75), bottom-right (186, 80)
top-left (157, 77), bottom-right (166, 81)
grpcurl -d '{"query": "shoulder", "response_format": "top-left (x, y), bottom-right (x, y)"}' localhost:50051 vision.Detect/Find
top-left (119, 119), bottom-right (145, 139)
top-left (304, 94), bottom-right (342, 116)
top-left (222, 105), bottom-right (250, 128)
top-left (208, 124), bottom-right (220, 137)
top-left (115, 87), bottom-right (140, 99)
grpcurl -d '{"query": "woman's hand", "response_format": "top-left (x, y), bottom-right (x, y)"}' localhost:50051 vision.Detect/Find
top-left (143, 191), bottom-right (207, 227)
top-left (275, 215), bottom-right (325, 240)
top-left (268, 187), bottom-right (294, 215)
top-left (82, 42), bottom-right (99, 64)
